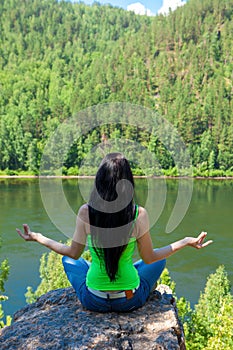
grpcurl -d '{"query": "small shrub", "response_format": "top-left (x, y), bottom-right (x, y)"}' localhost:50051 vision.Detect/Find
top-left (0, 249), bottom-right (11, 328)
top-left (67, 166), bottom-right (79, 176)
top-left (185, 265), bottom-right (233, 350)
top-left (25, 246), bottom-right (92, 303)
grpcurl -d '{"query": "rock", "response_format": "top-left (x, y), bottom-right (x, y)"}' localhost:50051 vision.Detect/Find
top-left (0, 284), bottom-right (185, 350)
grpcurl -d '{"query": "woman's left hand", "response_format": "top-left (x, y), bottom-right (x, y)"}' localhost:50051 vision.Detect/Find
top-left (16, 224), bottom-right (38, 242)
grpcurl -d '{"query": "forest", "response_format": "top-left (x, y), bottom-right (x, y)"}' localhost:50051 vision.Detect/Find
top-left (0, 0), bottom-right (233, 176)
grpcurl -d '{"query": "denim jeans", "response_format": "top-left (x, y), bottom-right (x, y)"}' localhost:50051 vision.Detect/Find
top-left (62, 256), bottom-right (166, 313)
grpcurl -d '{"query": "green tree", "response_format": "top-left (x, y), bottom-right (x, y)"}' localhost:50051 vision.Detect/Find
top-left (1, 0), bottom-right (233, 175)
top-left (185, 265), bottom-right (233, 349)
top-left (0, 243), bottom-right (11, 328)
top-left (25, 250), bottom-right (71, 304)
top-left (158, 265), bottom-right (233, 350)
top-left (25, 246), bottom-right (91, 304)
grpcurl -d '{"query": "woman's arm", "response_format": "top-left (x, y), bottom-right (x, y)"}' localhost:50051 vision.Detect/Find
top-left (16, 224), bottom-right (85, 259)
top-left (16, 205), bottom-right (88, 259)
top-left (136, 206), bottom-right (213, 264)
top-left (137, 231), bottom-right (213, 264)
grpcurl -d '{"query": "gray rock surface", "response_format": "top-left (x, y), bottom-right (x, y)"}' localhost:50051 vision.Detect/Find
top-left (0, 284), bottom-right (185, 349)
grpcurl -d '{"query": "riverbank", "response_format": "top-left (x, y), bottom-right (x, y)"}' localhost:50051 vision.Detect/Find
top-left (1, 165), bottom-right (233, 179)
top-left (0, 166), bottom-right (233, 180)
top-left (1, 175), bottom-right (233, 179)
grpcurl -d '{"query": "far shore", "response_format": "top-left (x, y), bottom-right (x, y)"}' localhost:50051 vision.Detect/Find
top-left (1, 175), bottom-right (233, 180)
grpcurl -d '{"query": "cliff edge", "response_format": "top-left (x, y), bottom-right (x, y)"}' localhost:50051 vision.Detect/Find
top-left (0, 284), bottom-right (185, 349)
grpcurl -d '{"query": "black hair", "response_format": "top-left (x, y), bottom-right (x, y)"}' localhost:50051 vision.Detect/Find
top-left (88, 153), bottom-right (135, 281)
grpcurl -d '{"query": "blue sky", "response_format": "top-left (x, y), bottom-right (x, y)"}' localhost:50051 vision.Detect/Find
top-left (71, 0), bottom-right (187, 15)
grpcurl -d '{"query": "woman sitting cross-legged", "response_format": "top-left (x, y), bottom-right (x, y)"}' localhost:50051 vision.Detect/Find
top-left (17, 153), bottom-right (213, 313)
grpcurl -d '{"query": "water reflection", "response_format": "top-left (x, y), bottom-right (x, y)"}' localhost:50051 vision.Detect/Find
top-left (0, 178), bottom-right (232, 316)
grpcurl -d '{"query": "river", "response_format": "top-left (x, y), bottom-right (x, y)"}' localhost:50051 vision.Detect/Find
top-left (0, 177), bottom-right (232, 317)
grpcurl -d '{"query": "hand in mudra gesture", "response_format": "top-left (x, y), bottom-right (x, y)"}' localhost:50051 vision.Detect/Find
top-left (186, 231), bottom-right (213, 249)
top-left (16, 224), bottom-right (37, 242)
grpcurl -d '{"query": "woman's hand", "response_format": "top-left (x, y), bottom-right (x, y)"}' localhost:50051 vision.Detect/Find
top-left (16, 224), bottom-right (85, 258)
top-left (16, 224), bottom-right (38, 242)
top-left (185, 231), bottom-right (213, 249)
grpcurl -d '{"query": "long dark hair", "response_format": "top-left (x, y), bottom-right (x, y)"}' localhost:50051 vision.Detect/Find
top-left (88, 153), bottom-right (135, 281)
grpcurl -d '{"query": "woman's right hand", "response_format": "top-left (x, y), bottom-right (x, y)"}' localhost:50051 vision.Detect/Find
top-left (16, 224), bottom-right (38, 242)
top-left (185, 231), bottom-right (213, 249)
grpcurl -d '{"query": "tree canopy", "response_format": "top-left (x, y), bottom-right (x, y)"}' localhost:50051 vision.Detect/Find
top-left (0, 0), bottom-right (233, 176)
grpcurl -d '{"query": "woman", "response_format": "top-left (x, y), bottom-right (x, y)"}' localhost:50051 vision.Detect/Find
top-left (17, 153), bottom-right (213, 313)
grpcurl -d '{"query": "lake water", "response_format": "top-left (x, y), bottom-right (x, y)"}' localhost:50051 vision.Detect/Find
top-left (0, 178), bottom-right (232, 318)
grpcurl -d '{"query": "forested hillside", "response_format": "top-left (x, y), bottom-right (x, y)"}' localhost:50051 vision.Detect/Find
top-left (0, 0), bottom-right (233, 175)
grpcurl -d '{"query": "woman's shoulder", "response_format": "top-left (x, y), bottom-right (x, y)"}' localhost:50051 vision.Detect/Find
top-left (133, 205), bottom-right (150, 239)
top-left (137, 205), bottom-right (149, 221)
top-left (77, 204), bottom-right (89, 222)
top-left (79, 203), bottom-right (89, 212)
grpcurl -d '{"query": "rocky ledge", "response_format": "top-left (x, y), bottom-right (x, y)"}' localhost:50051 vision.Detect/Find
top-left (0, 284), bottom-right (185, 349)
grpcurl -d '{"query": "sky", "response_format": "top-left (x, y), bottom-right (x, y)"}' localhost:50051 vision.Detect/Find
top-left (71, 0), bottom-right (187, 16)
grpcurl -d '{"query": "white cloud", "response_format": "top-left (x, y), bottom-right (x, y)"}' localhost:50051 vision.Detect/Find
top-left (158, 0), bottom-right (186, 15)
top-left (127, 2), bottom-right (154, 16)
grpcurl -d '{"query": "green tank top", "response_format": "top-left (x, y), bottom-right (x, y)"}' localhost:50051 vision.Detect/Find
top-left (86, 205), bottom-right (140, 290)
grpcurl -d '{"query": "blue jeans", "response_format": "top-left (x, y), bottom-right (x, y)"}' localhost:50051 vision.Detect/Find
top-left (62, 256), bottom-right (166, 313)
